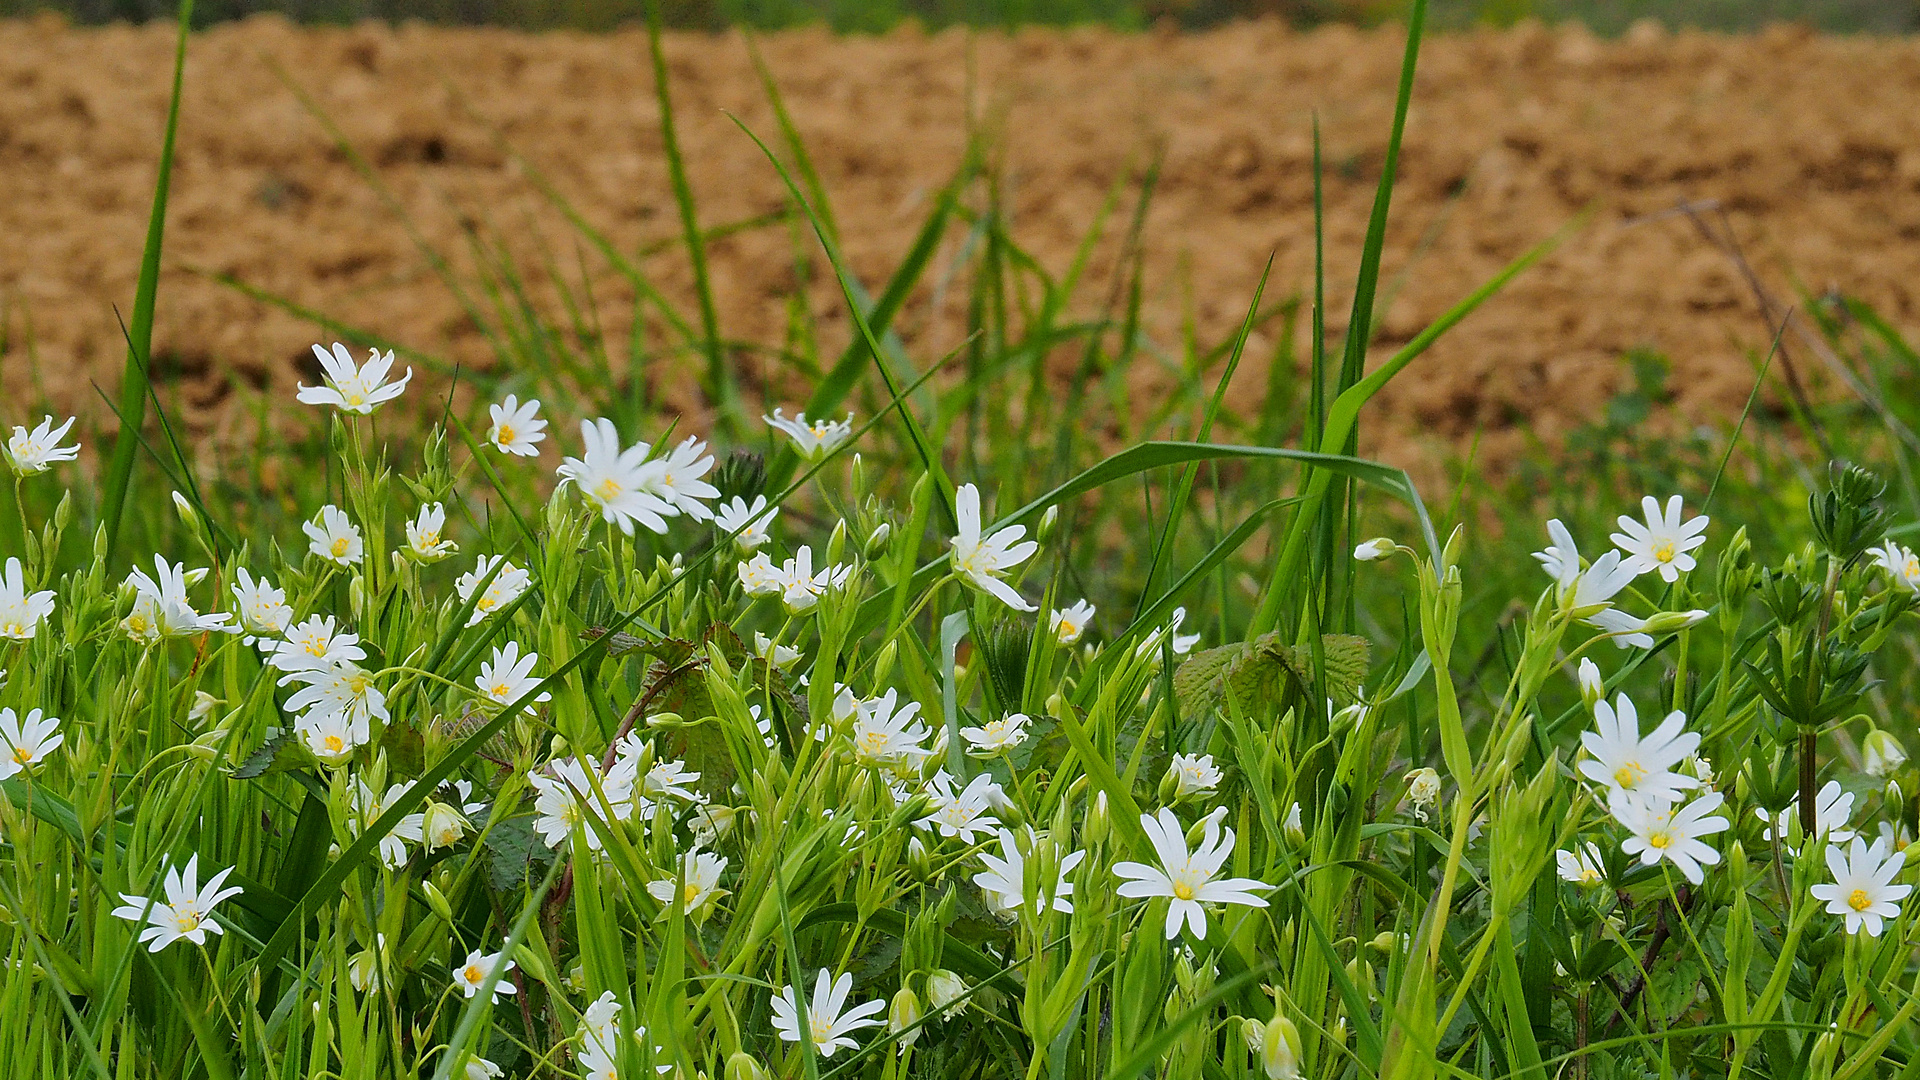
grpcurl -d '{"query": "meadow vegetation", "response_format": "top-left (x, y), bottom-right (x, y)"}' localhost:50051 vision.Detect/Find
top-left (5, 1), bottom-right (1920, 1078)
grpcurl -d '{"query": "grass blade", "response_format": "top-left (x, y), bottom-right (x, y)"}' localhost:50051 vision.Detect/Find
top-left (100, 0), bottom-right (192, 565)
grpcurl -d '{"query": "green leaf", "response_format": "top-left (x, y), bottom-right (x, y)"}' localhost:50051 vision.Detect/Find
top-left (1173, 633), bottom-right (1371, 718)
top-left (482, 815), bottom-right (557, 893)
top-left (231, 729), bottom-right (302, 781)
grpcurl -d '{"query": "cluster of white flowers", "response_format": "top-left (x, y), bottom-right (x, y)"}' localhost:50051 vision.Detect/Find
top-left (1532, 496), bottom-right (1710, 649)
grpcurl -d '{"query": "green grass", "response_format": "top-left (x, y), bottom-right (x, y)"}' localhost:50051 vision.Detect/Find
top-left (4, 0), bottom-right (1920, 1077)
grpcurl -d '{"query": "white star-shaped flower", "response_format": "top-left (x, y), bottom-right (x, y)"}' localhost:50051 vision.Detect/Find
top-left (0, 707), bottom-right (62, 780)
top-left (1811, 836), bottom-right (1911, 937)
top-left (950, 484), bottom-right (1037, 612)
top-left (765, 408), bottom-right (855, 459)
top-left (110, 854), bottom-right (244, 952)
top-left (1611, 790), bottom-right (1729, 884)
top-left (1610, 495), bottom-right (1709, 583)
top-left (404, 503), bottom-right (458, 564)
top-left (0, 557), bottom-right (55, 640)
top-left (1577, 693), bottom-right (1700, 803)
top-left (771, 969), bottom-right (886, 1057)
top-left (296, 343), bottom-right (411, 414)
top-left (5, 415), bottom-right (80, 475)
top-left (1113, 807), bottom-right (1273, 940)
top-left (304, 504), bottom-right (364, 568)
top-left (487, 394), bottom-right (547, 456)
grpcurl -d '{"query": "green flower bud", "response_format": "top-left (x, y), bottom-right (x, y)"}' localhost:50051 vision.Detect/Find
top-left (1261, 1013), bottom-right (1303, 1080)
top-left (421, 880), bottom-right (454, 923)
top-left (726, 1051), bottom-right (769, 1080)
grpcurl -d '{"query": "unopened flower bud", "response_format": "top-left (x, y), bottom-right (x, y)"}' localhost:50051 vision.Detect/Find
top-left (927, 969), bottom-right (967, 1018)
top-left (421, 880), bottom-right (454, 923)
top-left (864, 521), bottom-right (892, 559)
top-left (1576, 658), bottom-right (1603, 707)
top-left (889, 987), bottom-right (924, 1048)
top-left (1085, 791), bottom-right (1110, 848)
top-left (1353, 537), bottom-right (1395, 561)
top-left (171, 491), bottom-right (198, 529)
top-left (1038, 506), bottom-right (1059, 543)
top-left (1261, 1013), bottom-right (1303, 1080)
top-left (1638, 609), bottom-right (1710, 636)
top-left (1282, 802), bottom-right (1306, 849)
top-left (1865, 728), bottom-right (1908, 779)
top-left (726, 1051), bottom-right (770, 1080)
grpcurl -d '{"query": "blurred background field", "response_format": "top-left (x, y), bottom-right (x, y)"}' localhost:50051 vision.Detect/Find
top-left (3, 0), bottom-right (1916, 34)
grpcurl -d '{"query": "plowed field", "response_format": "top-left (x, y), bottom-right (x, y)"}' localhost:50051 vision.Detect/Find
top-left (5, 15), bottom-right (1920, 471)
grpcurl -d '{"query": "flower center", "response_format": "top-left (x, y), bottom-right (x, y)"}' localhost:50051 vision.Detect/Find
top-left (683, 882), bottom-right (702, 907)
top-left (596, 477), bottom-right (623, 501)
top-left (174, 910), bottom-right (202, 933)
top-left (1652, 539), bottom-right (1676, 563)
top-left (1172, 880), bottom-right (1197, 901)
top-left (490, 683), bottom-right (510, 699)
top-left (1647, 831), bottom-right (1672, 850)
top-left (324, 735), bottom-right (344, 752)
top-left (497, 424), bottom-right (515, 443)
top-left (12, 747), bottom-right (31, 764)
top-left (1613, 761), bottom-right (1647, 789)
top-left (331, 537), bottom-right (350, 557)
top-left (1849, 888), bottom-right (1873, 912)
top-left (810, 1017), bottom-right (835, 1044)
top-left (2, 621), bottom-right (22, 637)
top-left (1059, 618), bottom-right (1079, 638)
top-left (464, 965), bottom-right (485, 985)
top-left (348, 673), bottom-right (369, 696)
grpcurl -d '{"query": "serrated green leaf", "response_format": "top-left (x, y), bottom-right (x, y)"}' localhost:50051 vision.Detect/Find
top-left (483, 815), bottom-right (556, 893)
top-left (232, 730), bottom-right (302, 780)
top-left (1174, 633), bottom-right (1371, 718)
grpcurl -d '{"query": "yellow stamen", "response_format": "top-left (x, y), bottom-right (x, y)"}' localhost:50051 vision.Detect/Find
top-left (1849, 888), bottom-right (1874, 912)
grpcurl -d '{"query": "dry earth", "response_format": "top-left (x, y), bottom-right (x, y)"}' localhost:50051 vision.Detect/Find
top-left (4, 14), bottom-right (1920, 474)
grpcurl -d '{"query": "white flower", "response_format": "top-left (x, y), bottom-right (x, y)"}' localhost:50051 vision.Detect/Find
top-left (1135, 607), bottom-right (1202, 659)
top-left (304, 504), bottom-right (364, 568)
top-left (557, 418), bottom-right (677, 536)
top-left (1353, 537), bottom-right (1396, 561)
top-left (646, 849), bottom-right (729, 915)
top-left (714, 495), bottom-right (777, 551)
top-left (1870, 540), bottom-right (1920, 592)
top-left (576, 991), bottom-right (631, 1080)
top-left (918, 771), bottom-right (1001, 842)
top-left (351, 781), bottom-right (419, 867)
top-left (1811, 837), bottom-right (1911, 937)
top-left (109, 854), bottom-right (244, 952)
top-left (633, 753), bottom-right (705, 806)
top-left (455, 555), bottom-right (532, 626)
top-left (1555, 842), bottom-right (1606, 887)
top-left (765, 408), bottom-right (855, 459)
top-left (0, 557), bottom-right (55, 639)
top-left (738, 552), bottom-right (781, 596)
top-left (296, 708), bottom-right (367, 765)
top-left (1534, 520), bottom-right (1647, 644)
top-left (528, 758), bottom-right (634, 852)
top-left (770, 969), bottom-right (886, 1057)
top-left (451, 947), bottom-right (516, 1000)
top-left (5, 415), bottom-right (80, 475)
top-left (962, 713), bottom-right (1030, 755)
top-left (347, 935), bottom-right (387, 993)
top-left (766, 546), bottom-right (852, 614)
top-left (975, 828), bottom-right (1084, 915)
top-left (122, 556), bottom-right (234, 640)
top-left (1404, 768), bottom-right (1441, 821)
top-left (229, 568), bottom-right (292, 643)
top-left (0, 707), bottom-right (62, 780)
top-left (950, 483), bottom-right (1037, 612)
top-left (476, 641), bottom-right (550, 706)
top-left (1113, 807), bottom-right (1273, 940)
top-left (487, 394), bottom-right (547, 456)
top-left (283, 662), bottom-right (388, 732)
top-left (269, 615), bottom-right (365, 674)
top-left (1612, 790), bottom-right (1729, 884)
top-left (422, 802), bottom-right (470, 850)
top-left (754, 631), bottom-right (801, 671)
top-left (1755, 780), bottom-right (1858, 846)
top-left (296, 343), bottom-right (412, 414)
top-left (1611, 495), bottom-right (1709, 583)
top-left (1577, 694), bottom-right (1700, 803)
top-left (848, 689), bottom-right (932, 767)
top-left (1168, 753), bottom-right (1222, 799)
top-left (1050, 599), bottom-right (1095, 645)
top-left (462, 1056), bottom-right (504, 1080)
top-left (651, 436), bottom-right (721, 522)
top-left (1259, 1014), bottom-right (1304, 1080)
top-left (404, 503), bottom-right (458, 564)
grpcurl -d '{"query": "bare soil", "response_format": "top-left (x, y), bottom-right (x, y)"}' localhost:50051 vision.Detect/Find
top-left (4, 14), bottom-right (1920, 475)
